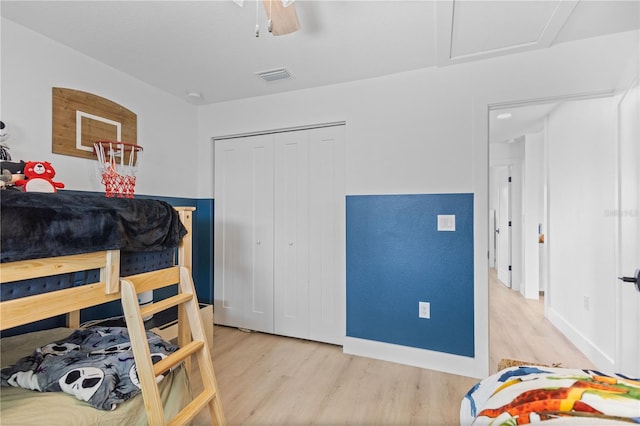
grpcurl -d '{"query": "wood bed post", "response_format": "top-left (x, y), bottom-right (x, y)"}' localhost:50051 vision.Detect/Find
top-left (174, 207), bottom-right (196, 371)
top-left (175, 207), bottom-right (195, 271)
top-left (103, 249), bottom-right (121, 294)
top-left (67, 249), bottom-right (120, 328)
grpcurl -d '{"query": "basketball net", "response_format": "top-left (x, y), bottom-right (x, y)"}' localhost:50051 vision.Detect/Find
top-left (94, 140), bottom-right (143, 198)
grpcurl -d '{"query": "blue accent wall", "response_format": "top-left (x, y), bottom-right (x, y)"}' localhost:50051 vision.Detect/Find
top-left (346, 193), bottom-right (474, 357)
top-left (134, 194), bottom-right (213, 304)
top-left (194, 198), bottom-right (214, 304)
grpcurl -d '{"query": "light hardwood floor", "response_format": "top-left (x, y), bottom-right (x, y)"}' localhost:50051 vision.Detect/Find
top-left (488, 268), bottom-right (596, 375)
top-left (191, 270), bottom-right (594, 425)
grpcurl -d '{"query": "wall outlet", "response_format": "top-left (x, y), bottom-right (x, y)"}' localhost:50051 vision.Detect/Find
top-left (419, 301), bottom-right (430, 319)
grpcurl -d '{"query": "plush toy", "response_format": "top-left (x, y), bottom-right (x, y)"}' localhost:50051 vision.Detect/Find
top-left (15, 161), bottom-right (65, 193)
top-left (0, 160), bottom-right (25, 189)
top-left (0, 120), bottom-right (12, 161)
top-left (0, 169), bottom-right (11, 188)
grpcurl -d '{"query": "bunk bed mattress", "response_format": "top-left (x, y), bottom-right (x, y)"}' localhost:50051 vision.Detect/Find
top-left (1, 249), bottom-right (175, 301)
top-left (0, 191), bottom-right (187, 263)
top-left (0, 328), bottom-right (191, 425)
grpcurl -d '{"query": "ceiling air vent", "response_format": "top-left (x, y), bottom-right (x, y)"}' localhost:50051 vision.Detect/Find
top-left (255, 67), bottom-right (292, 82)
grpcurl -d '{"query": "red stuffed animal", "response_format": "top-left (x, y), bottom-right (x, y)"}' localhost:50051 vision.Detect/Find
top-left (15, 161), bottom-right (65, 193)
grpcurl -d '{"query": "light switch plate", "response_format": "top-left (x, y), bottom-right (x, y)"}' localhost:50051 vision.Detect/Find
top-left (419, 301), bottom-right (430, 319)
top-left (437, 215), bottom-right (456, 231)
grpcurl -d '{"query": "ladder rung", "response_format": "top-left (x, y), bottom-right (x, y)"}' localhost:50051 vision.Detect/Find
top-left (140, 293), bottom-right (192, 318)
top-left (168, 389), bottom-right (216, 426)
top-left (153, 340), bottom-right (205, 376)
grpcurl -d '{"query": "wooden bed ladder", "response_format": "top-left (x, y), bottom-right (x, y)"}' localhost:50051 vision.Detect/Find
top-left (120, 266), bottom-right (225, 425)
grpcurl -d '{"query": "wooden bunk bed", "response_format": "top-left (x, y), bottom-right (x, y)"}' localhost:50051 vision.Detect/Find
top-left (0, 191), bottom-right (225, 425)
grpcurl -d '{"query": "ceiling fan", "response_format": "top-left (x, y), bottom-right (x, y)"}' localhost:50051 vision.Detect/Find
top-left (234, 0), bottom-right (301, 37)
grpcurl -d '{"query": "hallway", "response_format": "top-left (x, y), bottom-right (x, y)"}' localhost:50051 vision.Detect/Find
top-left (489, 268), bottom-right (596, 374)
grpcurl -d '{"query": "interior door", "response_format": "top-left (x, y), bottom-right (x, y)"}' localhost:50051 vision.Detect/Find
top-left (274, 130), bottom-right (310, 339)
top-left (496, 165), bottom-right (512, 287)
top-left (214, 138), bottom-right (249, 328)
top-left (273, 125), bottom-right (346, 345)
top-left (214, 135), bottom-right (274, 333)
top-left (616, 82), bottom-right (640, 376)
top-left (308, 125), bottom-right (346, 345)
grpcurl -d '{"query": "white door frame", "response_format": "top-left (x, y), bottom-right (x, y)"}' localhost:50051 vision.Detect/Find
top-left (614, 78), bottom-right (640, 376)
top-left (473, 89), bottom-right (616, 377)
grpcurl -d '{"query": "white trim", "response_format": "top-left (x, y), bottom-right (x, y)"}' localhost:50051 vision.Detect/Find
top-left (75, 110), bottom-right (122, 152)
top-left (614, 77), bottom-right (639, 375)
top-left (436, 0), bottom-right (578, 67)
top-left (435, 0), bottom-right (455, 67)
top-left (343, 336), bottom-right (484, 379)
top-left (542, 114), bottom-right (551, 314)
top-left (547, 306), bottom-right (615, 372)
top-left (472, 95), bottom-right (490, 379)
top-left (211, 121), bottom-right (346, 142)
top-left (536, 1), bottom-right (579, 48)
top-left (488, 90), bottom-right (616, 111)
top-left (614, 87), bottom-right (621, 375)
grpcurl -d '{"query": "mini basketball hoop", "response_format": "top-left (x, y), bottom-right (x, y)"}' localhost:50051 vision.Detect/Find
top-left (93, 140), bottom-right (143, 198)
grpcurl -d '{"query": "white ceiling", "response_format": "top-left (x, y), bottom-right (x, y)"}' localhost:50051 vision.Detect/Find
top-left (490, 103), bottom-right (558, 144)
top-left (2, 0), bottom-right (638, 107)
top-left (1, 1), bottom-right (638, 143)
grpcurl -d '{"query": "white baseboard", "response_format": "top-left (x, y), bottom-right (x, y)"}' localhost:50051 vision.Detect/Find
top-left (546, 306), bottom-right (615, 372)
top-left (343, 336), bottom-right (486, 379)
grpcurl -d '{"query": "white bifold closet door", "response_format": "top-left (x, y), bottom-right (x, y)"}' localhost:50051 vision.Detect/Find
top-left (214, 125), bottom-right (345, 345)
top-left (214, 134), bottom-right (274, 333)
top-left (273, 130), bottom-right (310, 339)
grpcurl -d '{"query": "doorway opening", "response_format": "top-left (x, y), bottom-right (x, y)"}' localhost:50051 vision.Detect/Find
top-left (487, 90), bottom-right (622, 372)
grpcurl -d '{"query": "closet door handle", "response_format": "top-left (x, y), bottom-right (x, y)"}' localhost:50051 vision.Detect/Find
top-left (256, 240), bottom-right (261, 245)
top-left (288, 241), bottom-right (294, 246)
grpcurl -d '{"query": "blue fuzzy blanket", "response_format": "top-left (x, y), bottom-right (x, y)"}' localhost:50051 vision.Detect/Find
top-left (0, 191), bottom-right (186, 263)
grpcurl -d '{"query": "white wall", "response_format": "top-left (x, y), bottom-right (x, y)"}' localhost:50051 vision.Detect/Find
top-left (546, 97), bottom-right (617, 370)
top-left (1, 18), bottom-right (199, 198)
top-left (198, 30), bottom-right (638, 196)
top-left (198, 30), bottom-right (639, 376)
top-left (523, 131), bottom-right (544, 299)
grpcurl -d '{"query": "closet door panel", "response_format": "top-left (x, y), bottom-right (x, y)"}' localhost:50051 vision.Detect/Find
top-left (214, 135), bottom-right (274, 333)
top-left (308, 126), bottom-right (346, 345)
top-left (244, 136), bottom-right (275, 333)
top-left (214, 139), bottom-right (252, 328)
top-left (274, 131), bottom-right (310, 339)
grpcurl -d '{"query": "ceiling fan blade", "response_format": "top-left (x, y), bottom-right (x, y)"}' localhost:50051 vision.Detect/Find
top-left (263, 0), bottom-right (300, 36)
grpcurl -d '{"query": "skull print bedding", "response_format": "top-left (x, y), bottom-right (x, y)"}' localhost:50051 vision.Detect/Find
top-left (1, 327), bottom-right (178, 411)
